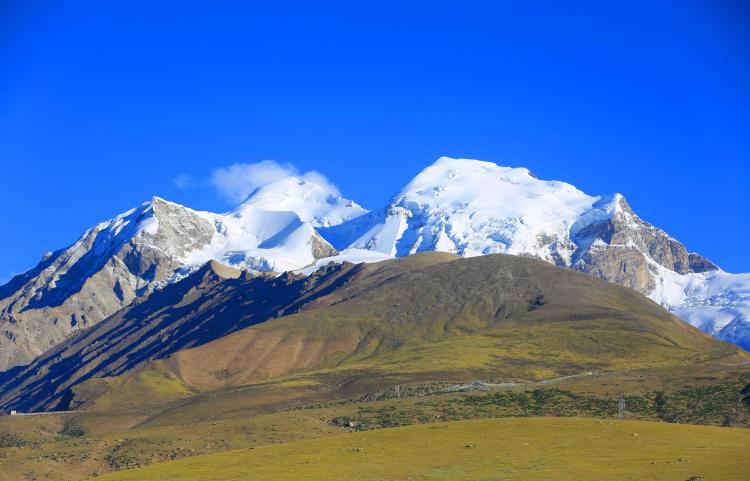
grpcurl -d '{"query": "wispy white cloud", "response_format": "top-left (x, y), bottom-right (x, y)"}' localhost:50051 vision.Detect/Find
top-left (299, 170), bottom-right (340, 196)
top-left (210, 160), bottom-right (340, 204)
top-left (173, 174), bottom-right (199, 189)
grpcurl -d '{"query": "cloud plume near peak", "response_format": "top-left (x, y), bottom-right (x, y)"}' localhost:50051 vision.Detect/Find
top-left (177, 160), bottom-right (341, 205)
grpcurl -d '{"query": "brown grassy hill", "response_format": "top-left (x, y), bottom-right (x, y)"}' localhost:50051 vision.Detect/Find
top-left (0, 259), bottom-right (373, 412)
top-left (67, 253), bottom-right (746, 416)
top-left (94, 417), bottom-right (750, 481)
top-left (2, 252), bottom-right (745, 416)
top-left (165, 253), bottom-right (742, 388)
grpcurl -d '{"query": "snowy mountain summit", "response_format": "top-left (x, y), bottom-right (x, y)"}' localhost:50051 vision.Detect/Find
top-left (330, 157), bottom-right (611, 260)
top-left (324, 157), bottom-right (749, 350)
top-left (0, 177), bottom-right (364, 369)
top-left (175, 176), bottom-right (366, 274)
top-left (1, 157), bottom-right (748, 370)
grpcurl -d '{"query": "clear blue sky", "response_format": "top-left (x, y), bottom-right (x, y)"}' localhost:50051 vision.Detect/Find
top-left (1, 0), bottom-right (749, 280)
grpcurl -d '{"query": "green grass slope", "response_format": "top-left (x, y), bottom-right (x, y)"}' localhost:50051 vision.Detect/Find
top-left (1, 366), bottom-right (748, 481)
top-left (96, 417), bottom-right (750, 481)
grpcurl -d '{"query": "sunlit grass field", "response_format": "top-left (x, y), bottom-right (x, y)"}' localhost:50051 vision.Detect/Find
top-left (97, 417), bottom-right (750, 481)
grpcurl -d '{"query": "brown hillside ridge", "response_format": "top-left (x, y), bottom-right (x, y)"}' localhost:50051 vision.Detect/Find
top-left (0, 258), bottom-right (313, 412)
top-left (0, 253), bottom-right (748, 481)
top-left (7, 252), bottom-right (736, 417)
top-left (166, 252), bottom-right (744, 390)
top-left (1, 252), bottom-right (745, 415)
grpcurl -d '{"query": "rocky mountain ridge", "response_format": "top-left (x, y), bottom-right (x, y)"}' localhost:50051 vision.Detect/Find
top-left (0, 180), bottom-right (363, 369)
top-left (1, 157), bottom-right (748, 371)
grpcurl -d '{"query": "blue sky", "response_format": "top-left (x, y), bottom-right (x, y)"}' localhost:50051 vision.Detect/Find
top-left (1, 0), bottom-right (749, 280)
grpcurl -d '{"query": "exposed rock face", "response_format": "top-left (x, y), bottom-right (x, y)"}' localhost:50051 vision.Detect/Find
top-left (310, 231), bottom-right (338, 260)
top-left (0, 184), bottom-right (350, 371)
top-left (575, 246), bottom-right (655, 293)
top-left (0, 198), bottom-right (215, 369)
top-left (569, 195), bottom-right (713, 293)
top-left (688, 253), bottom-right (719, 273)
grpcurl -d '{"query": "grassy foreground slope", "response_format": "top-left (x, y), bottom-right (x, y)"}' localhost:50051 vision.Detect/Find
top-left (97, 417), bottom-right (750, 481)
top-left (74, 253), bottom-right (746, 415)
top-left (1, 369), bottom-right (748, 481)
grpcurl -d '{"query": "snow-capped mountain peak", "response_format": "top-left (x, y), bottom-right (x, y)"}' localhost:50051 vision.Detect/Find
top-left (174, 176), bottom-right (366, 273)
top-left (2, 156), bottom-right (749, 372)
top-left (322, 157), bottom-right (749, 350)
top-left (340, 157), bottom-right (600, 261)
top-left (234, 176), bottom-right (367, 228)
top-left (396, 156), bottom-right (597, 223)
top-left (0, 178), bottom-right (362, 369)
